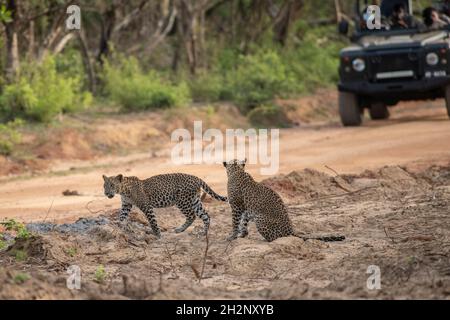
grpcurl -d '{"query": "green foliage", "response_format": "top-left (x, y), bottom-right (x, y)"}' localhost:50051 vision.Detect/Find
top-left (0, 119), bottom-right (23, 156)
top-left (94, 264), bottom-right (106, 283)
top-left (13, 272), bottom-right (30, 284)
top-left (229, 51), bottom-right (296, 114)
top-left (247, 104), bottom-right (292, 128)
top-left (188, 72), bottom-right (232, 102)
top-left (65, 247), bottom-right (77, 257)
top-left (0, 56), bottom-right (92, 122)
top-left (0, 5), bottom-right (12, 23)
top-left (186, 24), bottom-right (344, 115)
top-left (0, 235), bottom-right (6, 250)
top-left (102, 56), bottom-right (190, 111)
top-left (284, 25), bottom-right (343, 92)
top-left (14, 250), bottom-right (28, 262)
top-left (1, 219), bottom-right (31, 240)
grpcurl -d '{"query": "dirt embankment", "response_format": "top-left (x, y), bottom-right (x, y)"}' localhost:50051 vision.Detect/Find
top-left (1, 163), bottom-right (449, 299)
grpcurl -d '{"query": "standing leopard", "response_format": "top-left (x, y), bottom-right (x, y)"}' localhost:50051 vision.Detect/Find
top-left (103, 173), bottom-right (227, 238)
top-left (223, 160), bottom-right (345, 242)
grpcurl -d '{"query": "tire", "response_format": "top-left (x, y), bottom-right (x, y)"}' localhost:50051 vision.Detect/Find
top-left (369, 102), bottom-right (390, 120)
top-left (445, 85), bottom-right (450, 118)
top-left (339, 91), bottom-right (362, 126)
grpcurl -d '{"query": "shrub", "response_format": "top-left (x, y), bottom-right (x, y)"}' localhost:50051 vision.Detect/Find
top-left (229, 51), bottom-right (296, 114)
top-left (14, 250), bottom-right (28, 262)
top-left (13, 273), bottom-right (30, 284)
top-left (285, 25), bottom-right (343, 92)
top-left (247, 104), bottom-right (292, 128)
top-left (0, 119), bottom-right (23, 156)
top-left (65, 247), bottom-right (77, 257)
top-left (103, 57), bottom-right (190, 111)
top-left (0, 236), bottom-right (6, 250)
top-left (0, 56), bottom-right (92, 122)
top-left (1, 219), bottom-right (31, 240)
top-left (94, 264), bottom-right (106, 283)
top-left (188, 73), bottom-right (225, 102)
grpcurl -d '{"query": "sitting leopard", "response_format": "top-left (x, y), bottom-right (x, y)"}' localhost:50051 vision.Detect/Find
top-left (102, 173), bottom-right (227, 238)
top-left (223, 159), bottom-right (345, 242)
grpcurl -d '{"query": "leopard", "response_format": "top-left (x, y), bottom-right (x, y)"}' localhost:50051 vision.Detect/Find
top-left (223, 159), bottom-right (345, 242)
top-left (102, 173), bottom-right (227, 238)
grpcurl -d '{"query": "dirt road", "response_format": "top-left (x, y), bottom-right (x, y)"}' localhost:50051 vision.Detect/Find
top-left (0, 102), bottom-right (449, 223)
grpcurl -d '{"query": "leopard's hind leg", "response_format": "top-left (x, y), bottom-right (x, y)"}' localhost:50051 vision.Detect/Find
top-left (192, 197), bottom-right (210, 236)
top-left (237, 210), bottom-right (252, 238)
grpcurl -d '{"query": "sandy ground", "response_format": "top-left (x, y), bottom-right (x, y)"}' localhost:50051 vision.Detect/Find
top-left (0, 101), bottom-right (449, 223)
top-left (0, 99), bottom-right (449, 299)
top-left (0, 162), bottom-right (449, 299)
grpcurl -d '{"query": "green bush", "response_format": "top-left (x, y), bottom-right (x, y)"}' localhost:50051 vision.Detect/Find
top-left (14, 272), bottom-right (30, 284)
top-left (1, 218), bottom-right (31, 239)
top-left (0, 234), bottom-right (6, 250)
top-left (0, 56), bottom-right (92, 122)
top-left (103, 57), bottom-right (190, 111)
top-left (285, 25), bottom-right (343, 92)
top-left (247, 104), bottom-right (292, 128)
top-left (0, 119), bottom-right (23, 156)
top-left (188, 73), bottom-right (225, 102)
top-left (229, 51), bottom-right (296, 114)
top-left (94, 264), bottom-right (106, 283)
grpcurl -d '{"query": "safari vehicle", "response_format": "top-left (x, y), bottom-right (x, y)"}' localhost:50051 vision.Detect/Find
top-left (338, 0), bottom-right (450, 126)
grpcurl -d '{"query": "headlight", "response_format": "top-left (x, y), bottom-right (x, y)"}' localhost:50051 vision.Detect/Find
top-left (352, 58), bottom-right (366, 72)
top-left (426, 52), bottom-right (439, 66)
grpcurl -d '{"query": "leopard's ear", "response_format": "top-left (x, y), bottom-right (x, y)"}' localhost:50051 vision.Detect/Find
top-left (241, 158), bottom-right (247, 167)
top-left (102, 175), bottom-right (108, 181)
top-left (223, 162), bottom-right (227, 168)
top-left (117, 174), bottom-right (123, 182)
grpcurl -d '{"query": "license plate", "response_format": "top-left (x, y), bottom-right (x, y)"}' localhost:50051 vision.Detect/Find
top-left (376, 70), bottom-right (414, 79)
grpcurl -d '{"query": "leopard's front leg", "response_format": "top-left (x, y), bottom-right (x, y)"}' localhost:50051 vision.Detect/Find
top-left (119, 195), bottom-right (132, 222)
top-left (141, 204), bottom-right (161, 239)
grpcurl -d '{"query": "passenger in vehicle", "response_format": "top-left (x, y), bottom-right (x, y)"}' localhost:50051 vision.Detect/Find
top-left (423, 7), bottom-right (450, 30)
top-left (389, 3), bottom-right (420, 29)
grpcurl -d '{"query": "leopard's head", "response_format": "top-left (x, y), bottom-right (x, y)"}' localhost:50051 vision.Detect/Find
top-left (223, 159), bottom-right (247, 176)
top-left (102, 174), bottom-right (123, 199)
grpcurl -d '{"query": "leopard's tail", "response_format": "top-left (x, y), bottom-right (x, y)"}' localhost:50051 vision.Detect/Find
top-left (199, 180), bottom-right (228, 202)
top-left (294, 233), bottom-right (345, 242)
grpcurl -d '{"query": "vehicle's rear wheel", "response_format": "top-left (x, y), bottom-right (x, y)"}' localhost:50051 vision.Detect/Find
top-left (369, 102), bottom-right (390, 120)
top-left (339, 92), bottom-right (362, 127)
top-left (445, 85), bottom-right (450, 118)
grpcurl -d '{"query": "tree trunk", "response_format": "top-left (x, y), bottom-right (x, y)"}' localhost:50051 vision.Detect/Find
top-left (4, 0), bottom-right (20, 82)
top-left (27, 20), bottom-right (35, 60)
top-left (272, 0), bottom-right (302, 46)
top-left (77, 31), bottom-right (96, 94)
top-left (176, 0), bottom-right (198, 75)
top-left (97, 7), bottom-right (116, 64)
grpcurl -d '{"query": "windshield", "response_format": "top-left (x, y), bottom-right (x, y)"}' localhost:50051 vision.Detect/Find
top-left (355, 0), bottom-right (450, 36)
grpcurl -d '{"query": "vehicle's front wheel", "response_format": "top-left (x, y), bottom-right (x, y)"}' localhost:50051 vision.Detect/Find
top-left (339, 91), bottom-right (362, 126)
top-left (369, 102), bottom-right (390, 120)
top-left (445, 85), bottom-right (450, 118)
